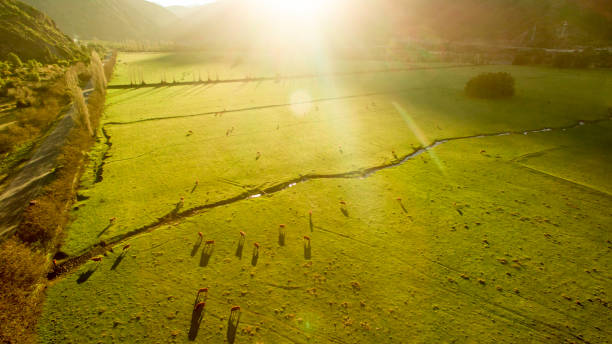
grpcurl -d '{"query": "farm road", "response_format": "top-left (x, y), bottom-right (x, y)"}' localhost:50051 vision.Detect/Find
top-left (0, 85), bottom-right (95, 239)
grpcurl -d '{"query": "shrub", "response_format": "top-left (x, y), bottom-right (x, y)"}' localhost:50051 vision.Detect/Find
top-left (465, 72), bottom-right (515, 99)
top-left (7, 52), bottom-right (23, 67)
top-left (26, 71), bottom-right (40, 82)
top-left (0, 132), bottom-right (13, 154)
top-left (0, 238), bottom-right (46, 344)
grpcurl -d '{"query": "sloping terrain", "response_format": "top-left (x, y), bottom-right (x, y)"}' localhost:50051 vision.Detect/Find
top-left (0, 0), bottom-right (84, 63)
top-left (171, 0), bottom-right (612, 48)
top-left (21, 0), bottom-right (177, 40)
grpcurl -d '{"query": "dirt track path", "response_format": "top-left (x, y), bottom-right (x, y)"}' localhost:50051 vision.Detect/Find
top-left (0, 83), bottom-right (95, 239)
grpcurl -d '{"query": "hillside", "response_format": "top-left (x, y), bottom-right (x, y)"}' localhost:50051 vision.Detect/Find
top-left (21, 0), bottom-right (177, 41)
top-left (171, 0), bottom-right (612, 48)
top-left (0, 0), bottom-right (84, 63)
top-left (166, 5), bottom-right (203, 18)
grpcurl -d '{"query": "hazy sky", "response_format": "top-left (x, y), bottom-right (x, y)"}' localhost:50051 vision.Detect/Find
top-left (147, 0), bottom-right (215, 7)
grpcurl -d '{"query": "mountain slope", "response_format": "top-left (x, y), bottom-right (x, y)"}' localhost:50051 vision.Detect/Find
top-left (166, 5), bottom-right (203, 18)
top-left (21, 0), bottom-right (177, 40)
top-left (0, 0), bottom-right (84, 63)
top-left (171, 0), bottom-right (612, 48)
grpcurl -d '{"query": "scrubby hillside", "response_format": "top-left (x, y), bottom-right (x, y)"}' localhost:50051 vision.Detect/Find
top-left (0, 0), bottom-right (84, 63)
top-left (21, 0), bottom-right (177, 41)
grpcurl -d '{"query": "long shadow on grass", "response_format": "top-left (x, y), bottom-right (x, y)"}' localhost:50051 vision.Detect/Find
top-left (110, 253), bottom-right (126, 270)
top-left (235, 239), bottom-right (244, 259)
top-left (76, 266), bottom-right (97, 284)
top-left (227, 311), bottom-right (241, 344)
top-left (304, 242), bottom-right (311, 260)
top-left (188, 306), bottom-right (205, 341)
top-left (200, 242), bottom-right (214, 267)
top-left (191, 237), bottom-right (202, 257)
top-left (309, 213), bottom-right (313, 232)
top-left (97, 223), bottom-right (112, 237)
top-left (251, 246), bottom-right (259, 266)
top-left (54, 116), bottom-right (612, 280)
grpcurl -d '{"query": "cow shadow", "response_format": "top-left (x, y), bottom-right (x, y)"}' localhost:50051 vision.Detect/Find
top-left (227, 312), bottom-right (241, 344)
top-left (188, 306), bottom-right (205, 341)
top-left (200, 243), bottom-right (214, 267)
top-left (191, 237), bottom-right (202, 257)
top-left (235, 239), bottom-right (245, 259)
top-left (110, 253), bottom-right (126, 270)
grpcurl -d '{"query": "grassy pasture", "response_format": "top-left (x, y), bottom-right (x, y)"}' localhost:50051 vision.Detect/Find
top-left (61, 63), bottom-right (611, 256)
top-left (40, 121), bottom-right (612, 343)
top-left (41, 52), bottom-right (612, 343)
top-left (109, 52), bottom-right (417, 86)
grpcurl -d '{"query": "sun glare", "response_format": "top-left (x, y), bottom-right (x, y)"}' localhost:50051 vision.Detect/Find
top-left (259, 0), bottom-right (328, 19)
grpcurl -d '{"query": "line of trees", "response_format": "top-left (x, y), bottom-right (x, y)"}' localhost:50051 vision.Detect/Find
top-left (66, 68), bottom-right (92, 136)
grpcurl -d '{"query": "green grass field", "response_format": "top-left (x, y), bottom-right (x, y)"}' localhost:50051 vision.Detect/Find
top-left (39, 53), bottom-right (612, 343)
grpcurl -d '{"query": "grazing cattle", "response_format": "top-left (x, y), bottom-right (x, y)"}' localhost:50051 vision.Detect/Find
top-left (253, 242), bottom-right (260, 249)
top-left (240, 231), bottom-right (246, 237)
top-left (91, 257), bottom-right (102, 262)
top-left (198, 288), bottom-right (208, 294)
top-left (303, 236), bottom-right (310, 241)
top-left (205, 240), bottom-right (215, 245)
top-left (230, 305), bottom-right (241, 312)
top-left (198, 232), bottom-right (203, 238)
top-left (194, 302), bottom-right (206, 310)
top-left (339, 201), bottom-right (346, 205)
top-left (122, 244), bottom-right (130, 251)
top-left (109, 217), bottom-right (117, 223)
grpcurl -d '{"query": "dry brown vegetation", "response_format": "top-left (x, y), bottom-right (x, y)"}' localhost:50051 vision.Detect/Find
top-left (0, 51), bottom-right (117, 344)
top-left (66, 68), bottom-right (92, 136)
top-left (0, 238), bottom-right (46, 344)
top-left (0, 78), bottom-right (70, 155)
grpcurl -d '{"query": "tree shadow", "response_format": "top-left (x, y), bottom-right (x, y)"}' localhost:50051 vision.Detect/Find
top-left (188, 306), bottom-right (205, 341)
top-left (110, 253), bottom-right (125, 270)
top-left (97, 223), bottom-right (112, 237)
top-left (304, 242), bottom-right (311, 260)
top-left (227, 311), bottom-right (241, 344)
top-left (76, 266), bottom-right (97, 284)
top-left (251, 247), bottom-right (259, 266)
top-left (200, 243), bottom-right (214, 267)
top-left (191, 237), bottom-right (203, 257)
top-left (235, 238), bottom-right (245, 259)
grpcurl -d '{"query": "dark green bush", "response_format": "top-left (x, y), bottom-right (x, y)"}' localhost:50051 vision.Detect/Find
top-left (465, 72), bottom-right (515, 99)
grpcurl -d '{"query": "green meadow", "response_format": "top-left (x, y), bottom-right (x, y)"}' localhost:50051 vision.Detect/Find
top-left (40, 53), bottom-right (612, 343)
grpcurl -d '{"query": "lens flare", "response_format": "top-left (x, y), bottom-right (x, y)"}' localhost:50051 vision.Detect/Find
top-left (392, 102), bottom-right (446, 174)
